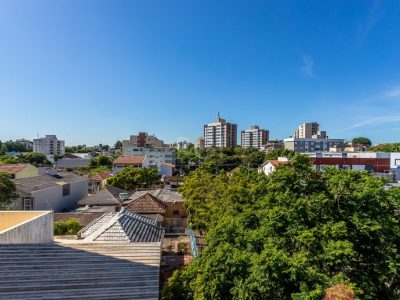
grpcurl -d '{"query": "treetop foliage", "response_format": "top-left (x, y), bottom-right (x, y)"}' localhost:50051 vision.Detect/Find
top-left (351, 137), bottom-right (372, 146)
top-left (0, 172), bottom-right (18, 209)
top-left (107, 167), bottom-right (161, 191)
top-left (164, 155), bottom-right (400, 299)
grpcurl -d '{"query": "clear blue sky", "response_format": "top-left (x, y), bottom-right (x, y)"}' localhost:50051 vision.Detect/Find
top-left (1, 0), bottom-right (400, 146)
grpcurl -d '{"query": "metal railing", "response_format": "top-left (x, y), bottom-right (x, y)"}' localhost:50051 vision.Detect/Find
top-left (188, 228), bottom-right (198, 257)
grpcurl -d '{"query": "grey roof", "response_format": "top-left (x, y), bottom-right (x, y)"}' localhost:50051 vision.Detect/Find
top-left (80, 210), bottom-right (164, 243)
top-left (0, 242), bottom-right (161, 300)
top-left (14, 172), bottom-right (87, 193)
top-left (78, 186), bottom-right (129, 206)
top-left (128, 188), bottom-right (184, 203)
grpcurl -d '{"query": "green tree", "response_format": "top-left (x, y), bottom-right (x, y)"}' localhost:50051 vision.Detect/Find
top-left (108, 167), bottom-right (161, 191)
top-left (54, 218), bottom-right (82, 235)
top-left (114, 140), bottom-right (123, 149)
top-left (89, 154), bottom-right (113, 168)
top-left (21, 153), bottom-right (51, 166)
top-left (352, 137), bottom-right (372, 146)
top-left (0, 173), bottom-right (18, 209)
top-left (163, 156), bottom-right (400, 300)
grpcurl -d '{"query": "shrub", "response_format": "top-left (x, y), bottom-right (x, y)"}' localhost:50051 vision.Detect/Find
top-left (54, 218), bottom-right (82, 235)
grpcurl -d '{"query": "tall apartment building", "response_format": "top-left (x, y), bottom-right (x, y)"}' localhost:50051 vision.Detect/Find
top-left (33, 135), bottom-right (65, 155)
top-left (285, 123), bottom-right (343, 153)
top-left (241, 125), bottom-right (269, 149)
top-left (293, 122), bottom-right (326, 139)
top-left (203, 114), bottom-right (237, 148)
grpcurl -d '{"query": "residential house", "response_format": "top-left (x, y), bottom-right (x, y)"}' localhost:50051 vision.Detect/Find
top-left (0, 164), bottom-right (38, 179)
top-left (125, 192), bottom-right (167, 222)
top-left (77, 186), bottom-right (130, 212)
top-left (88, 171), bottom-right (112, 193)
top-left (112, 155), bottom-right (145, 173)
top-left (160, 162), bottom-right (176, 176)
top-left (12, 172), bottom-right (88, 212)
top-left (258, 158), bottom-right (289, 176)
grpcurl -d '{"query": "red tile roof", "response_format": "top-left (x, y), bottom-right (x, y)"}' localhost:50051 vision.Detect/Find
top-left (268, 160), bottom-right (288, 167)
top-left (125, 192), bottom-right (167, 215)
top-left (113, 156), bottom-right (145, 165)
top-left (89, 172), bottom-right (111, 181)
top-left (0, 164), bottom-right (30, 175)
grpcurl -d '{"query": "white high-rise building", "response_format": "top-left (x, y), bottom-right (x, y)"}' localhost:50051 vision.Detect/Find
top-left (241, 125), bottom-right (269, 149)
top-left (203, 114), bottom-right (237, 148)
top-left (293, 122), bottom-right (326, 139)
top-left (33, 135), bottom-right (65, 155)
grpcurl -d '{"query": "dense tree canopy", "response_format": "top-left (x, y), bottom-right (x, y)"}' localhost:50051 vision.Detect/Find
top-left (352, 137), bottom-right (372, 146)
top-left (0, 173), bottom-right (18, 209)
top-left (107, 167), bottom-right (161, 191)
top-left (176, 146), bottom-right (273, 174)
top-left (89, 154), bottom-right (113, 168)
top-left (114, 140), bottom-right (123, 149)
top-left (0, 153), bottom-right (51, 166)
top-left (0, 140), bottom-right (27, 153)
top-left (163, 155), bottom-right (400, 299)
top-left (371, 143), bottom-right (400, 152)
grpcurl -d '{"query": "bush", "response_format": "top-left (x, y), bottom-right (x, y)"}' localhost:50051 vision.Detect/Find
top-left (54, 218), bottom-right (82, 235)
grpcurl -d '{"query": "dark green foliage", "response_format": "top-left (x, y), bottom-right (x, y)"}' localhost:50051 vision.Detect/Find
top-left (176, 146), bottom-right (272, 174)
top-left (164, 156), bottom-right (400, 300)
top-left (264, 147), bottom-right (296, 160)
top-left (0, 153), bottom-right (50, 166)
top-left (114, 140), bottom-right (123, 149)
top-left (352, 137), bottom-right (372, 146)
top-left (54, 218), bottom-right (82, 235)
top-left (371, 143), bottom-right (400, 152)
top-left (0, 140), bottom-right (27, 153)
top-left (0, 172), bottom-right (18, 209)
top-left (107, 167), bottom-right (161, 191)
top-left (89, 154), bottom-right (113, 168)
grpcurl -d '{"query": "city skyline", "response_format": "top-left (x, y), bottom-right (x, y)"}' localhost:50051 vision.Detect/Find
top-left (1, 1), bottom-right (400, 145)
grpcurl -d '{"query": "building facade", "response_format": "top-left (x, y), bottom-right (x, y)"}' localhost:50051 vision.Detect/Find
top-left (33, 135), bottom-right (65, 155)
top-left (12, 172), bottom-right (88, 212)
top-left (241, 125), bottom-right (269, 149)
top-left (16, 139), bottom-right (33, 151)
top-left (293, 122), bottom-right (326, 139)
top-left (203, 114), bottom-right (237, 148)
top-left (122, 132), bottom-right (167, 149)
top-left (284, 137), bottom-right (345, 153)
top-left (194, 137), bottom-right (205, 149)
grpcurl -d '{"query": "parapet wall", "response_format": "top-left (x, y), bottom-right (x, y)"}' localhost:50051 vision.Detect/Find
top-left (0, 211), bottom-right (53, 244)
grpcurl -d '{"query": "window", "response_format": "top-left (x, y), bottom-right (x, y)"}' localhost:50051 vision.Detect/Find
top-left (62, 184), bottom-right (70, 197)
top-left (395, 159), bottom-right (400, 166)
top-left (23, 197), bottom-right (33, 210)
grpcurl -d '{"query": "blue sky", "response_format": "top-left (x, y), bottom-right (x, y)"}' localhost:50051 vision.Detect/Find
top-left (1, 0), bottom-right (400, 146)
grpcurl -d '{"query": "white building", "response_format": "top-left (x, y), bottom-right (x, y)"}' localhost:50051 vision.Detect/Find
top-left (293, 122), bottom-right (326, 139)
top-left (33, 135), bottom-right (65, 155)
top-left (258, 157), bottom-right (288, 176)
top-left (204, 114), bottom-right (237, 148)
top-left (241, 125), bottom-right (269, 149)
